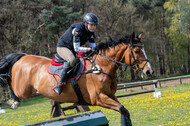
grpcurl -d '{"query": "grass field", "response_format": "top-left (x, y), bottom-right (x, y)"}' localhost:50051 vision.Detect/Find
top-left (0, 83), bottom-right (190, 126)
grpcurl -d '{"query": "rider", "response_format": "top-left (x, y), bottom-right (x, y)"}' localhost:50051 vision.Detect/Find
top-left (53, 13), bottom-right (99, 95)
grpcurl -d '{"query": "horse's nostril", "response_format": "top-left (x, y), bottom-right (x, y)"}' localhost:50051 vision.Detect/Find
top-left (146, 70), bottom-right (150, 75)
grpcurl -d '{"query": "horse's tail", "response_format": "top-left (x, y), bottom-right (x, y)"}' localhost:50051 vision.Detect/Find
top-left (0, 53), bottom-right (26, 87)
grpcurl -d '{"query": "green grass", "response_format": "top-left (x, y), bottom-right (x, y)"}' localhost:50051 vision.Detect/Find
top-left (168, 73), bottom-right (190, 77)
top-left (0, 83), bottom-right (190, 126)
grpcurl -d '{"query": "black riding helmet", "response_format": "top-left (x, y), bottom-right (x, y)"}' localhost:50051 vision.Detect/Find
top-left (83, 13), bottom-right (99, 25)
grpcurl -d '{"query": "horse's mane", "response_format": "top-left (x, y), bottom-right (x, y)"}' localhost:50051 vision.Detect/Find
top-left (94, 34), bottom-right (143, 52)
top-left (94, 35), bottom-right (131, 52)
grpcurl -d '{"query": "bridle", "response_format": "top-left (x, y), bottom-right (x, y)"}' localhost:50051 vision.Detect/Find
top-left (128, 43), bottom-right (149, 73)
top-left (83, 41), bottom-right (150, 81)
top-left (97, 43), bottom-right (149, 73)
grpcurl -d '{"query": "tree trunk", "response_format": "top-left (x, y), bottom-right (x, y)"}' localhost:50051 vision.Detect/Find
top-left (188, 41), bottom-right (190, 73)
top-left (130, 68), bottom-right (135, 81)
top-left (158, 55), bottom-right (164, 75)
top-left (42, 26), bottom-right (51, 55)
top-left (168, 54), bottom-right (174, 75)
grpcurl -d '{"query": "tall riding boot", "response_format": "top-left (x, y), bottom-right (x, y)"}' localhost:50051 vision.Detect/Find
top-left (53, 61), bottom-right (71, 95)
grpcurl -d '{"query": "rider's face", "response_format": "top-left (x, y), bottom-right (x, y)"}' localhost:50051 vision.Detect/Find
top-left (87, 24), bottom-right (96, 32)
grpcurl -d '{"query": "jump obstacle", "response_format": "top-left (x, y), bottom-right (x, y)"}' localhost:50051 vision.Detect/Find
top-left (117, 80), bottom-right (161, 98)
top-left (50, 100), bottom-right (90, 118)
top-left (0, 107), bottom-right (6, 114)
top-left (24, 110), bottom-right (109, 126)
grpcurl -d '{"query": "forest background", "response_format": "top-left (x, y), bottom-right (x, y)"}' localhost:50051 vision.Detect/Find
top-left (0, 0), bottom-right (190, 82)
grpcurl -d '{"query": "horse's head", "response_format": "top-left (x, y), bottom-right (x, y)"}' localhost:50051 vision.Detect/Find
top-left (124, 32), bottom-right (154, 77)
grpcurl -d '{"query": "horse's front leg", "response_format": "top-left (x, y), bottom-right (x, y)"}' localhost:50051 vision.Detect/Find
top-left (96, 93), bottom-right (132, 126)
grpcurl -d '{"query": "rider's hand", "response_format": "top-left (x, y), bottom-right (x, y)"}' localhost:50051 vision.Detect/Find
top-left (86, 48), bottom-right (91, 52)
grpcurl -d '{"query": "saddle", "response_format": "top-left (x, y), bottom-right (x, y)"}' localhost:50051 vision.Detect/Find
top-left (48, 53), bottom-right (85, 81)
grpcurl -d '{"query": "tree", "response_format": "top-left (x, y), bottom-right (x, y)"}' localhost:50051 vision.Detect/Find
top-left (180, 0), bottom-right (190, 72)
top-left (0, 0), bottom-right (51, 57)
top-left (30, 0), bottom-right (82, 56)
top-left (164, 0), bottom-right (190, 74)
top-left (0, 0), bottom-right (30, 54)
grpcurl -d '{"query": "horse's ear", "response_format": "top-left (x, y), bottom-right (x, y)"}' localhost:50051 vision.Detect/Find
top-left (137, 32), bottom-right (143, 40)
top-left (130, 32), bottom-right (135, 44)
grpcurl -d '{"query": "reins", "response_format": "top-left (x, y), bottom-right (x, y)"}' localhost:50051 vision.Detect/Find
top-left (82, 42), bottom-right (149, 81)
top-left (98, 53), bottom-right (130, 69)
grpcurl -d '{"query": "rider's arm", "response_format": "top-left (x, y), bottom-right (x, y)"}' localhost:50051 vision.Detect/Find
top-left (89, 42), bottom-right (96, 48)
top-left (89, 33), bottom-right (96, 48)
top-left (72, 28), bottom-right (89, 53)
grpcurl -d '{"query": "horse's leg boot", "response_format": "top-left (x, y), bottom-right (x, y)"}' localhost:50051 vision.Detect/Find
top-left (53, 61), bottom-right (71, 95)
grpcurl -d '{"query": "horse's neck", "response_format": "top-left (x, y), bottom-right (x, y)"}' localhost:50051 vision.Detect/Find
top-left (95, 43), bottom-right (128, 76)
top-left (104, 43), bottom-right (127, 63)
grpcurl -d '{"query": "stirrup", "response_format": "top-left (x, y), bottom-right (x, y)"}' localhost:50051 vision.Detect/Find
top-left (53, 83), bottom-right (64, 95)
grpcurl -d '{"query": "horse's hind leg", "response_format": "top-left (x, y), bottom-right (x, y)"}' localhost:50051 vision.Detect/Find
top-left (6, 90), bottom-right (21, 109)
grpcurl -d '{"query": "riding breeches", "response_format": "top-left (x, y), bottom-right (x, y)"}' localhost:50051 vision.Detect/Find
top-left (57, 47), bottom-right (76, 67)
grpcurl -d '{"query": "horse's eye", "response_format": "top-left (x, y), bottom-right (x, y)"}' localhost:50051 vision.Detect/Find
top-left (135, 50), bottom-right (139, 54)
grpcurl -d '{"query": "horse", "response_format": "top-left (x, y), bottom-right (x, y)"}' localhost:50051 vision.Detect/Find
top-left (0, 32), bottom-right (153, 126)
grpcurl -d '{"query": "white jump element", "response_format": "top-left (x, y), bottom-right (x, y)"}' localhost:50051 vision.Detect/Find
top-left (0, 107), bottom-right (6, 114)
top-left (153, 80), bottom-right (161, 98)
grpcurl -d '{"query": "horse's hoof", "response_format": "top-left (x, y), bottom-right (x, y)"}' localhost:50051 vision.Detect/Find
top-left (10, 101), bottom-right (20, 110)
top-left (6, 99), bottom-right (14, 106)
top-left (121, 114), bottom-right (132, 126)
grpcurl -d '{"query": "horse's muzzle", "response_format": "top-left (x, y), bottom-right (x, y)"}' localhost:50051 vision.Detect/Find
top-left (145, 70), bottom-right (154, 76)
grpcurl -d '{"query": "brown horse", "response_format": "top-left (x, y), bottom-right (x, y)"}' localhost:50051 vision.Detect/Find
top-left (0, 32), bottom-right (153, 126)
